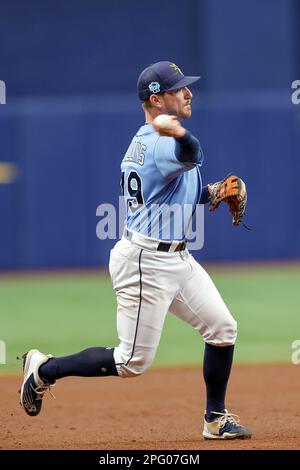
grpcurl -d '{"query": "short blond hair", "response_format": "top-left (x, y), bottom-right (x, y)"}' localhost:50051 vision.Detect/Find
top-left (141, 99), bottom-right (152, 110)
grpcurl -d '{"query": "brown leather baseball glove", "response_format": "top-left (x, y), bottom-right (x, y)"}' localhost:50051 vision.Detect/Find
top-left (207, 175), bottom-right (247, 226)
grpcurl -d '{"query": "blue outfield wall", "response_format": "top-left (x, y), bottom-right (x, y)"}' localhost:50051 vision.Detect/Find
top-left (0, 0), bottom-right (299, 268)
top-left (0, 92), bottom-right (299, 269)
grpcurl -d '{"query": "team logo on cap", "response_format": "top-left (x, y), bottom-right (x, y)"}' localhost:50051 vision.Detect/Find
top-left (170, 63), bottom-right (182, 74)
top-left (148, 82), bottom-right (160, 94)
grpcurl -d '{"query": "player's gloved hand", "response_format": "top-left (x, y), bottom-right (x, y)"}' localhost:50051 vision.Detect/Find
top-left (207, 175), bottom-right (247, 226)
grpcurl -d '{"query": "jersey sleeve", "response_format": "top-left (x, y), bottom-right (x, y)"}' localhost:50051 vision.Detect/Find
top-left (153, 133), bottom-right (203, 180)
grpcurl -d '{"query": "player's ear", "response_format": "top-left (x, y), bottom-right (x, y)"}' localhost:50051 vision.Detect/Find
top-left (149, 94), bottom-right (163, 109)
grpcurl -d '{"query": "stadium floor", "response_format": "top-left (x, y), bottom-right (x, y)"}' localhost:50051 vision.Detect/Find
top-left (2, 363), bottom-right (299, 450)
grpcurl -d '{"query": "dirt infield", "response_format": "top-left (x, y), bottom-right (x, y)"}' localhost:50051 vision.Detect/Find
top-left (1, 363), bottom-right (299, 450)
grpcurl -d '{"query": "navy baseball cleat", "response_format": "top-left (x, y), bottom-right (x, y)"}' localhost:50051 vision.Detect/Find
top-left (203, 410), bottom-right (252, 440)
top-left (19, 349), bottom-right (54, 416)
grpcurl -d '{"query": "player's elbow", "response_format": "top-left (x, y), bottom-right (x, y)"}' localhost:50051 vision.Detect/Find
top-left (174, 131), bottom-right (202, 164)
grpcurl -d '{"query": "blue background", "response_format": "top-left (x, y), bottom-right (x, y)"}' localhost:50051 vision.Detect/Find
top-left (0, 0), bottom-right (299, 269)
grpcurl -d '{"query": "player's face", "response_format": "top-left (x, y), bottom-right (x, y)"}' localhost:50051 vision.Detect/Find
top-left (161, 87), bottom-right (193, 119)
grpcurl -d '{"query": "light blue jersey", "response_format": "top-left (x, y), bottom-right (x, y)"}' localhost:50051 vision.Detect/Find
top-left (121, 124), bottom-right (204, 241)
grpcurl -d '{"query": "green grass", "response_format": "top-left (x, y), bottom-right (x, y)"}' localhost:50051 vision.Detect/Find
top-left (1, 264), bottom-right (300, 373)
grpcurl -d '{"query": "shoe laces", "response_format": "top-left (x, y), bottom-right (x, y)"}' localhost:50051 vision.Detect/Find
top-left (31, 383), bottom-right (55, 401)
top-left (211, 411), bottom-right (240, 430)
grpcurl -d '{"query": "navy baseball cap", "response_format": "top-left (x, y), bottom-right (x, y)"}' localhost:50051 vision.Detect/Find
top-left (137, 61), bottom-right (200, 101)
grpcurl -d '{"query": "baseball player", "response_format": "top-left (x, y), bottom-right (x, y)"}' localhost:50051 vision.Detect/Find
top-left (20, 61), bottom-right (251, 440)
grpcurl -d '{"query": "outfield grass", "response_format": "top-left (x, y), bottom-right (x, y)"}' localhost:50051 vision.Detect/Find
top-left (1, 264), bottom-right (299, 373)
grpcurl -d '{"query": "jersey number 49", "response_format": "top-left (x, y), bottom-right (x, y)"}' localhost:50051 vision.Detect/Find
top-left (121, 171), bottom-right (144, 213)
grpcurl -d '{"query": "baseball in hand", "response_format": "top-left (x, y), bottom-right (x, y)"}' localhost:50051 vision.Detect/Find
top-left (153, 114), bottom-right (174, 130)
top-left (152, 114), bottom-right (185, 137)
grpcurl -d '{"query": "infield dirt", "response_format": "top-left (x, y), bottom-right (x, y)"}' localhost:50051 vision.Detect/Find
top-left (1, 363), bottom-right (299, 450)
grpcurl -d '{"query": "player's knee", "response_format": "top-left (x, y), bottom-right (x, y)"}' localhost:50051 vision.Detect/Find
top-left (205, 317), bottom-right (237, 346)
top-left (221, 317), bottom-right (237, 345)
top-left (113, 350), bottom-right (154, 378)
top-left (116, 360), bottom-right (151, 378)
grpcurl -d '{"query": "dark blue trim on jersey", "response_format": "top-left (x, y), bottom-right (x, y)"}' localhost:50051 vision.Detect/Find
top-left (124, 249), bottom-right (144, 367)
top-left (200, 185), bottom-right (210, 204)
top-left (174, 130), bottom-right (201, 164)
top-left (190, 165), bottom-right (203, 221)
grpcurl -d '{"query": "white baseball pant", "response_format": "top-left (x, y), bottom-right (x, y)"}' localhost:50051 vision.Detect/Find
top-left (109, 235), bottom-right (237, 378)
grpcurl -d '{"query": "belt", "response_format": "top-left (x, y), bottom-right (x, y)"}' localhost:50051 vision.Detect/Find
top-left (123, 229), bottom-right (187, 253)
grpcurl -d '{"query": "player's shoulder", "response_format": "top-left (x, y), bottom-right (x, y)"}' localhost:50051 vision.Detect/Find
top-left (136, 123), bottom-right (155, 136)
top-left (122, 125), bottom-right (159, 168)
top-left (135, 124), bottom-right (175, 146)
top-left (135, 124), bottom-right (163, 155)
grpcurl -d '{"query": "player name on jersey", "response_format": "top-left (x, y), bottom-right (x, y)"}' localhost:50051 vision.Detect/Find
top-left (122, 140), bottom-right (146, 166)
